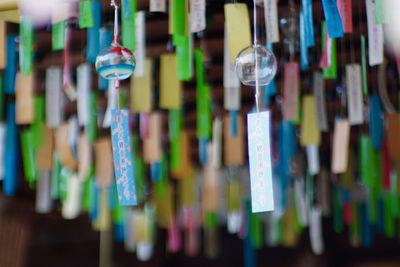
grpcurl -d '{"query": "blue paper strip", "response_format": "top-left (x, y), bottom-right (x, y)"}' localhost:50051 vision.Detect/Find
top-left (247, 111), bottom-right (274, 213)
top-left (300, 11), bottom-right (309, 71)
top-left (302, 0), bottom-right (315, 47)
top-left (321, 0), bottom-right (344, 38)
top-left (150, 161), bottom-right (161, 182)
top-left (98, 27), bottom-right (113, 90)
top-left (199, 138), bottom-right (208, 166)
top-left (361, 202), bottom-right (373, 247)
top-left (86, 0), bottom-right (101, 63)
top-left (4, 102), bottom-right (19, 196)
top-left (89, 179), bottom-right (99, 221)
top-left (111, 109), bottom-right (138, 206)
top-left (369, 96), bottom-right (383, 149)
top-left (230, 110), bottom-right (238, 137)
top-left (263, 80), bottom-right (277, 106)
top-left (244, 202), bottom-right (256, 267)
top-left (4, 35), bottom-right (17, 94)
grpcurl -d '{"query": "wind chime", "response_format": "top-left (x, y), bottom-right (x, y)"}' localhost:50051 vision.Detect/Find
top-left (235, 0), bottom-right (277, 213)
top-left (95, 0), bottom-right (138, 206)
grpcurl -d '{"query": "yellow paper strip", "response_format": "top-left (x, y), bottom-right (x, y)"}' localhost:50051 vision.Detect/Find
top-left (160, 54), bottom-right (181, 109)
top-left (131, 59), bottom-right (152, 113)
top-left (15, 72), bottom-right (34, 124)
top-left (300, 96), bottom-right (320, 146)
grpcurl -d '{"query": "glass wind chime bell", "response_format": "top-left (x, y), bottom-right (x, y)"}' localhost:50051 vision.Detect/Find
top-left (95, 0), bottom-right (136, 81)
top-left (235, 1), bottom-right (277, 110)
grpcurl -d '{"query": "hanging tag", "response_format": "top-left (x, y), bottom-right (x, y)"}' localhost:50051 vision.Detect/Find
top-left (86, 0), bottom-right (101, 63)
top-left (360, 36), bottom-right (368, 96)
top-left (224, 114), bottom-right (244, 166)
top-left (331, 119), bottom-right (350, 174)
top-left (300, 96), bottom-right (320, 146)
top-left (337, 0), bottom-right (353, 33)
top-left (95, 137), bottom-right (113, 188)
top-left (190, 0), bottom-right (206, 33)
top-left (302, 0), bottom-right (315, 47)
top-left (46, 67), bottom-right (63, 128)
top-left (0, 21), bottom-right (5, 69)
top-left (313, 72), bottom-right (328, 132)
top-left (197, 84), bottom-right (211, 139)
top-left (294, 178), bottom-right (308, 226)
top-left (4, 35), bottom-right (17, 94)
top-left (52, 21), bottom-right (65, 51)
top-left (0, 124), bottom-right (5, 180)
top-left (15, 72), bottom-right (34, 124)
top-left (131, 59), bottom-right (152, 113)
top-left (143, 112), bottom-right (162, 163)
top-left (263, 0), bottom-right (279, 43)
top-left (224, 3), bottom-right (252, 62)
top-left (309, 206), bottom-right (324, 255)
top-left (134, 11), bottom-right (146, 77)
top-left (36, 171), bottom-right (53, 214)
top-left (78, 134), bottom-right (92, 181)
top-left (321, 0), bottom-right (344, 38)
top-left (79, 0), bottom-right (94, 28)
top-left (111, 109), bottom-right (138, 205)
top-left (21, 129), bottom-right (37, 184)
top-left (386, 114), bottom-right (400, 162)
top-left (307, 145), bottom-right (320, 175)
top-left (55, 124), bottom-right (78, 170)
top-left (62, 174), bottom-right (82, 219)
top-left (103, 81), bottom-right (117, 128)
top-left (283, 62), bottom-right (299, 122)
top-left (160, 54), bottom-right (182, 109)
top-left (150, 0), bottom-right (166, 12)
top-left (212, 118), bottom-right (223, 169)
top-left (77, 63), bottom-right (91, 126)
top-left (247, 111), bottom-right (274, 213)
top-left (369, 95), bottom-right (383, 149)
top-left (19, 16), bottom-right (33, 75)
top-left (175, 35), bottom-right (193, 81)
top-left (366, 0), bottom-right (383, 66)
top-left (346, 64), bottom-right (364, 125)
top-left (121, 0), bottom-right (137, 52)
top-left (223, 25), bottom-right (241, 90)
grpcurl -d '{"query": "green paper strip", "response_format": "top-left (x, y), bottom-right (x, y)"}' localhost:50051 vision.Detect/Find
top-left (250, 212), bottom-right (263, 249)
top-left (194, 49), bottom-right (205, 89)
top-left (79, 0), bottom-right (94, 29)
top-left (59, 168), bottom-right (70, 203)
top-left (196, 84), bottom-right (211, 139)
top-left (175, 35), bottom-right (192, 81)
top-left (21, 129), bottom-right (37, 185)
top-left (170, 138), bottom-right (181, 172)
top-left (113, 199), bottom-right (125, 224)
top-left (172, 0), bottom-right (187, 36)
top-left (121, 0), bottom-right (137, 52)
top-left (374, 0), bottom-right (388, 24)
top-left (360, 136), bottom-right (374, 189)
top-left (134, 155), bottom-right (145, 202)
top-left (227, 179), bottom-right (241, 211)
top-left (86, 91), bottom-right (98, 143)
top-left (204, 211), bottom-right (217, 230)
top-left (51, 153), bottom-right (61, 200)
top-left (52, 21), bottom-right (65, 51)
top-left (367, 189), bottom-right (378, 224)
top-left (31, 97), bottom-right (45, 149)
top-left (154, 155), bottom-right (168, 197)
top-left (321, 22), bottom-right (337, 79)
top-left (19, 16), bottom-right (34, 75)
top-left (82, 165), bottom-right (94, 211)
top-left (384, 193), bottom-right (395, 238)
top-left (361, 36), bottom-right (368, 96)
top-left (168, 109), bottom-right (182, 141)
top-left (350, 202), bottom-right (361, 245)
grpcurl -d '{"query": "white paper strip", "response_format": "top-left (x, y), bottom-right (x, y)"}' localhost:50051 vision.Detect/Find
top-left (331, 119), bottom-right (350, 174)
top-left (366, 0), bottom-right (383, 66)
top-left (46, 66), bottom-right (63, 128)
top-left (134, 11), bottom-right (146, 78)
top-left (190, 0), bottom-right (206, 33)
top-left (306, 145), bottom-right (320, 175)
top-left (309, 206), bottom-right (324, 255)
top-left (263, 0), bottom-right (280, 43)
top-left (313, 72), bottom-right (328, 132)
top-left (36, 171), bottom-right (52, 214)
top-left (346, 64), bottom-right (364, 125)
top-left (77, 63), bottom-right (91, 126)
top-left (102, 81), bottom-right (117, 128)
top-left (0, 123), bottom-right (5, 180)
top-left (211, 117), bottom-right (223, 169)
top-left (150, 0), bottom-right (166, 12)
top-left (124, 209), bottom-right (136, 252)
top-left (62, 174), bottom-right (82, 219)
top-left (294, 178), bottom-right (308, 226)
top-left (227, 211), bottom-right (242, 234)
top-left (223, 24), bottom-right (241, 90)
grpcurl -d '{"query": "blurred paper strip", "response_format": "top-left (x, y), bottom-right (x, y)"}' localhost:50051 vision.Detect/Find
top-left (134, 11), bottom-right (146, 77)
top-left (263, 0), bottom-right (280, 43)
top-left (0, 123), bottom-right (4, 180)
top-left (313, 72), bottom-right (328, 132)
top-left (36, 171), bottom-right (53, 214)
top-left (46, 67), bottom-right (63, 128)
top-left (62, 173), bottom-right (82, 219)
top-left (366, 0), bottom-right (383, 66)
top-left (15, 72), bottom-right (34, 124)
top-left (77, 63), bottom-right (91, 126)
top-left (331, 119), bottom-right (350, 174)
top-left (150, 0), bottom-right (166, 12)
top-left (346, 64), bottom-right (364, 125)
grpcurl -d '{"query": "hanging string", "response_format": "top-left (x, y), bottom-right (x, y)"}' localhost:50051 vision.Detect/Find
top-left (111, 0), bottom-right (119, 44)
top-left (253, 0), bottom-right (260, 112)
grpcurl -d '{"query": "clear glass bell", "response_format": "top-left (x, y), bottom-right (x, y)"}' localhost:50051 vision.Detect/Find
top-left (235, 44), bottom-right (277, 86)
top-left (95, 43), bottom-right (136, 80)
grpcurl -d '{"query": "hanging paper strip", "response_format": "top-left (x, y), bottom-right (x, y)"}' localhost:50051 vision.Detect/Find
top-left (386, 114), bottom-right (400, 162)
top-left (0, 123), bottom-right (4, 180)
top-left (283, 62), bottom-right (300, 122)
top-left (21, 129), bottom-right (37, 185)
top-left (300, 96), bottom-right (320, 146)
top-left (302, 0), bottom-right (315, 47)
top-left (87, 0), bottom-right (101, 64)
top-left (46, 67), bottom-right (63, 128)
top-left (175, 35), bottom-right (193, 81)
top-left (52, 21), bottom-right (65, 51)
top-left (94, 138), bottom-right (113, 187)
top-left (36, 172), bottom-right (52, 213)
top-left (374, 0), bottom-right (389, 24)
top-left (36, 127), bottom-right (54, 171)
top-left (15, 72), bottom-right (34, 125)
top-left (79, 0), bottom-right (94, 29)
top-left (169, 109), bottom-right (182, 172)
top-left (313, 72), bottom-right (328, 132)
top-left (321, 0), bottom-right (344, 38)
top-left (122, 0), bottom-right (137, 52)
top-left (331, 119), bottom-right (350, 174)
top-left (111, 109), bottom-right (138, 206)
top-left (247, 111), bottom-right (274, 213)
top-left (346, 64), bottom-right (364, 125)
top-left (223, 24), bottom-right (241, 91)
top-left (300, 11), bottom-right (309, 71)
top-left (19, 16), bottom-right (33, 75)
top-left (224, 3), bottom-right (252, 62)
top-left (369, 96), bottom-right (383, 149)
top-left (211, 118), bottom-right (222, 169)
top-left (360, 36), bottom-right (368, 96)
top-left (31, 97), bottom-right (45, 149)
top-left (190, 0), bottom-right (206, 33)
top-left (143, 113), bottom-right (162, 163)
top-left (98, 27), bottom-right (113, 90)
top-left (160, 54), bottom-right (181, 109)
top-left (131, 59), bottom-right (152, 113)
top-left (77, 63), bottom-right (91, 126)
top-left (263, 0), bottom-right (279, 43)
top-left (337, 0), bottom-right (353, 33)
top-left (171, 0), bottom-right (188, 37)
top-left (0, 21), bottom-right (5, 69)
top-left (150, 0), bottom-right (166, 12)
top-left (4, 102), bottom-right (19, 196)
top-left (4, 35), bottom-right (17, 94)
top-left (134, 11), bottom-right (146, 77)
top-left (366, 0), bottom-right (383, 66)
top-left (86, 91), bottom-right (98, 143)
